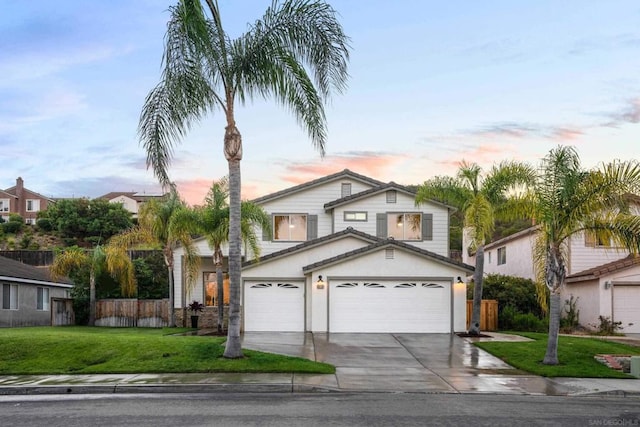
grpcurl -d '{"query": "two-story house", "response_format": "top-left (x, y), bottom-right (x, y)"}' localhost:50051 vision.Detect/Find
top-left (173, 169), bottom-right (473, 333)
top-left (98, 191), bottom-right (167, 218)
top-left (464, 222), bottom-right (640, 333)
top-left (1, 177), bottom-right (55, 224)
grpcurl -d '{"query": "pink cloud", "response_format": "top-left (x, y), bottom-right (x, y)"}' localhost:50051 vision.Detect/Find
top-left (550, 127), bottom-right (584, 141)
top-left (175, 178), bottom-right (213, 206)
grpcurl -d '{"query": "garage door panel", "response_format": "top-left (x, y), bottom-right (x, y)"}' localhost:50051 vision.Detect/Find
top-left (330, 280), bottom-right (450, 333)
top-left (614, 285), bottom-right (640, 333)
top-left (244, 281), bottom-right (304, 332)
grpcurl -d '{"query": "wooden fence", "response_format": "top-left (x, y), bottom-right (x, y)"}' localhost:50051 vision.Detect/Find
top-left (466, 299), bottom-right (498, 332)
top-left (95, 299), bottom-right (169, 327)
top-left (51, 298), bottom-right (75, 326)
top-left (0, 249), bottom-right (161, 267)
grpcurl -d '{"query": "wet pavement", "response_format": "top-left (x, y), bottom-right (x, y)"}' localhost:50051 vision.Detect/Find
top-left (1, 332), bottom-right (639, 397)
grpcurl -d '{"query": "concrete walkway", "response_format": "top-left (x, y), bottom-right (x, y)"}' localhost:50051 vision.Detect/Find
top-left (1, 332), bottom-right (639, 397)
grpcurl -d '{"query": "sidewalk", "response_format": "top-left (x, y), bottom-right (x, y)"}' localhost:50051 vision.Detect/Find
top-left (0, 332), bottom-right (639, 397)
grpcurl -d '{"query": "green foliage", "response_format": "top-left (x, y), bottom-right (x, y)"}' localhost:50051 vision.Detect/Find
top-left (470, 274), bottom-right (547, 319)
top-left (8, 213), bottom-right (23, 223)
top-left (589, 316), bottom-right (624, 335)
top-left (39, 198), bottom-right (133, 246)
top-left (499, 305), bottom-right (548, 332)
top-left (1, 221), bottom-right (22, 234)
top-left (560, 296), bottom-right (580, 332)
top-left (36, 217), bottom-right (53, 232)
top-left (134, 252), bottom-right (169, 299)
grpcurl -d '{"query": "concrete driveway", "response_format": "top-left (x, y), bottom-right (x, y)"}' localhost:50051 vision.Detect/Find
top-left (241, 332), bottom-right (573, 394)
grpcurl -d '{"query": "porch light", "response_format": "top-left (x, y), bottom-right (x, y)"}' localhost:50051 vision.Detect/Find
top-left (316, 275), bottom-right (325, 289)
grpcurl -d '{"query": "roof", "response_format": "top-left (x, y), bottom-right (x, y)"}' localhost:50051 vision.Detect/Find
top-left (566, 254), bottom-right (640, 283)
top-left (0, 256), bottom-right (73, 287)
top-left (302, 237), bottom-right (475, 273)
top-left (3, 186), bottom-right (55, 202)
top-left (98, 192), bottom-right (166, 202)
top-left (324, 181), bottom-right (455, 212)
top-left (483, 225), bottom-right (540, 251)
top-left (242, 227), bottom-right (379, 269)
top-left (251, 169), bottom-right (385, 204)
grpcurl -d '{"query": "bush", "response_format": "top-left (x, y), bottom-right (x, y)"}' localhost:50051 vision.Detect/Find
top-left (36, 218), bottom-right (53, 232)
top-left (1, 221), bottom-right (22, 234)
top-left (471, 274), bottom-right (547, 319)
top-left (499, 305), bottom-right (548, 332)
top-left (590, 316), bottom-right (623, 335)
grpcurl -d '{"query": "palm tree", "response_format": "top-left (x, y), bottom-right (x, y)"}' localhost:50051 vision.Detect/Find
top-left (510, 146), bottom-right (640, 364)
top-left (50, 245), bottom-right (135, 326)
top-left (139, 0), bottom-right (350, 357)
top-left (194, 177), bottom-right (271, 333)
top-left (108, 190), bottom-right (201, 327)
top-left (415, 161), bottom-right (535, 335)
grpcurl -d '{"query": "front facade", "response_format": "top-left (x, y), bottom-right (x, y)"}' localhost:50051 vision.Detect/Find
top-left (1, 177), bottom-right (55, 224)
top-left (0, 256), bottom-right (73, 327)
top-left (174, 169), bottom-right (473, 333)
top-left (98, 191), bottom-right (167, 218)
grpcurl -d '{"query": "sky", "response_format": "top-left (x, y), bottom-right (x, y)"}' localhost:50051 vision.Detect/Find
top-left (2, 0), bottom-right (639, 205)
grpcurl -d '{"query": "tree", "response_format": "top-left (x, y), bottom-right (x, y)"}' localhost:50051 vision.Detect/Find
top-left (107, 190), bottom-right (200, 327)
top-left (194, 177), bottom-right (271, 333)
top-left (415, 161), bottom-right (535, 335)
top-left (139, 0), bottom-right (350, 357)
top-left (50, 245), bottom-right (135, 326)
top-left (509, 146), bottom-right (640, 364)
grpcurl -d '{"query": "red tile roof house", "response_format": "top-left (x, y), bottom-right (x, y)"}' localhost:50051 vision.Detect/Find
top-left (172, 169), bottom-right (474, 333)
top-left (1, 177), bottom-right (55, 224)
top-left (0, 255), bottom-right (72, 327)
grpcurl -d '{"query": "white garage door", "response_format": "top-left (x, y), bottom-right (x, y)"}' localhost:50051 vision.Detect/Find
top-left (614, 285), bottom-right (640, 333)
top-left (329, 280), bottom-right (451, 333)
top-left (244, 281), bottom-right (305, 332)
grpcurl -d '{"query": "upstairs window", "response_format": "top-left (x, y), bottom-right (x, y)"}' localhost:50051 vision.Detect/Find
top-left (584, 231), bottom-right (612, 248)
top-left (274, 214), bottom-right (307, 241)
top-left (497, 247), bottom-right (507, 265)
top-left (344, 211), bottom-right (367, 222)
top-left (26, 199), bottom-right (40, 212)
top-left (386, 190), bottom-right (397, 203)
top-left (0, 199), bottom-right (9, 212)
top-left (387, 213), bottom-right (421, 241)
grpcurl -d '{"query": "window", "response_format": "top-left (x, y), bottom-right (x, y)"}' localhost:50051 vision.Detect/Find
top-left (387, 213), bottom-right (421, 240)
top-left (26, 199), bottom-right (40, 212)
top-left (274, 214), bottom-right (307, 241)
top-left (488, 251), bottom-right (492, 264)
top-left (2, 284), bottom-right (18, 310)
top-left (497, 247), bottom-right (506, 265)
top-left (386, 190), bottom-right (397, 203)
top-left (341, 183), bottom-right (352, 198)
top-left (584, 231), bottom-right (612, 248)
top-left (37, 287), bottom-right (49, 311)
top-left (25, 218), bottom-right (36, 225)
top-left (203, 272), bottom-right (229, 307)
top-left (344, 211), bottom-right (367, 222)
top-left (0, 199), bottom-right (9, 212)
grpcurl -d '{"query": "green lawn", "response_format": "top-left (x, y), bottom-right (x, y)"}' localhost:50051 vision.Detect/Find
top-left (0, 327), bottom-right (335, 375)
top-left (474, 332), bottom-right (640, 378)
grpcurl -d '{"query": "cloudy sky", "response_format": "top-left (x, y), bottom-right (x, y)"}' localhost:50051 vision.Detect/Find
top-left (2, 1), bottom-right (639, 205)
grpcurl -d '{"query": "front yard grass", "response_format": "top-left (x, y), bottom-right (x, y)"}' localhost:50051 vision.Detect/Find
top-left (0, 327), bottom-right (334, 375)
top-left (474, 332), bottom-right (640, 378)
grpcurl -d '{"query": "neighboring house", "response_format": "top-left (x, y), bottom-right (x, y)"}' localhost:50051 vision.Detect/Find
top-left (465, 219), bottom-right (640, 333)
top-left (173, 169), bottom-right (473, 333)
top-left (98, 191), bottom-right (167, 218)
top-left (1, 177), bottom-right (55, 224)
top-left (0, 256), bottom-right (73, 327)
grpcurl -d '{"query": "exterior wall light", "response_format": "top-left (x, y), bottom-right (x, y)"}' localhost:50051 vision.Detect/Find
top-left (316, 275), bottom-right (325, 289)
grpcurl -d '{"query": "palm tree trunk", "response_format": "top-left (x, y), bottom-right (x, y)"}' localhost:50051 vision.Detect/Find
top-left (89, 272), bottom-right (96, 326)
top-left (224, 123), bottom-right (244, 357)
top-left (543, 291), bottom-right (561, 365)
top-left (214, 248), bottom-right (224, 334)
top-left (168, 266), bottom-right (175, 327)
top-left (468, 244), bottom-right (485, 335)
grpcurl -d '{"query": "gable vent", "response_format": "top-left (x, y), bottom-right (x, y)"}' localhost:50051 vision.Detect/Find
top-left (385, 248), bottom-right (394, 259)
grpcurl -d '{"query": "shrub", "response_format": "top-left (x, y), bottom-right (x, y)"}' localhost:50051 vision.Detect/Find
top-left (499, 305), bottom-right (548, 332)
top-left (590, 316), bottom-right (623, 335)
top-left (560, 296), bottom-right (580, 333)
top-left (471, 274), bottom-right (547, 319)
top-left (2, 221), bottom-right (22, 234)
top-left (36, 218), bottom-right (53, 232)
top-left (8, 213), bottom-right (23, 223)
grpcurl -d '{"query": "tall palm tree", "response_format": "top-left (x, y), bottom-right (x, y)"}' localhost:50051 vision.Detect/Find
top-left (415, 161), bottom-right (535, 335)
top-left (139, 0), bottom-right (350, 357)
top-left (510, 146), bottom-right (640, 364)
top-left (108, 190), bottom-right (201, 327)
top-left (50, 245), bottom-right (135, 326)
top-left (194, 177), bottom-right (271, 333)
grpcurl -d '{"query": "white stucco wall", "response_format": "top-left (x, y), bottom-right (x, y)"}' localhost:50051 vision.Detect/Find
top-left (567, 232), bottom-right (631, 275)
